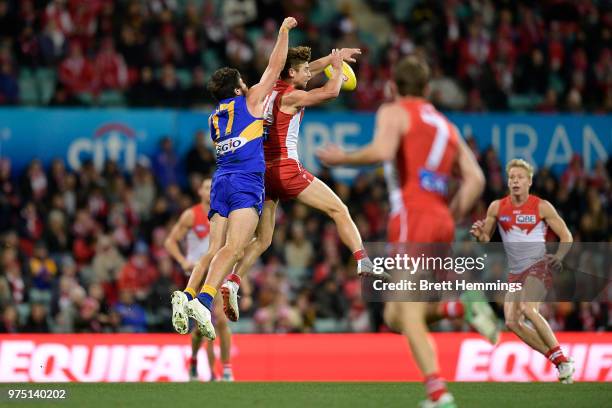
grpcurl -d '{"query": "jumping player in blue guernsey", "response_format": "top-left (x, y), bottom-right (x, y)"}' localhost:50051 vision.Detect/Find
top-left (171, 17), bottom-right (297, 340)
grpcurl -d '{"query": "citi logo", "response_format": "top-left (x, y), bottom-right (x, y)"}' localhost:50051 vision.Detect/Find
top-left (516, 215), bottom-right (536, 224)
top-left (67, 123), bottom-right (144, 171)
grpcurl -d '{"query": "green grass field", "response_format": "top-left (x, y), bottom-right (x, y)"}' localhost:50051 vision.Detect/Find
top-left (1, 382), bottom-right (609, 408)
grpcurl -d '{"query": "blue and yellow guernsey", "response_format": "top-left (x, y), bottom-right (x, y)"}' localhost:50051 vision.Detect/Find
top-left (209, 95), bottom-right (265, 176)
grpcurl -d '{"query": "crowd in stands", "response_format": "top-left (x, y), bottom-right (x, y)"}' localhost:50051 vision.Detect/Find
top-left (0, 0), bottom-right (609, 111)
top-left (0, 131), bottom-right (610, 334)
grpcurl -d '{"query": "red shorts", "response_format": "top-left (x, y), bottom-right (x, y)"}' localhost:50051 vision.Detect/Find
top-left (387, 207), bottom-right (455, 243)
top-left (265, 159), bottom-right (314, 201)
top-left (508, 260), bottom-right (553, 290)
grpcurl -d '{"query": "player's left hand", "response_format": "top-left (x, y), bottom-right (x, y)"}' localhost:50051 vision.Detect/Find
top-left (316, 143), bottom-right (346, 166)
top-left (543, 254), bottom-right (563, 272)
top-left (338, 48), bottom-right (361, 63)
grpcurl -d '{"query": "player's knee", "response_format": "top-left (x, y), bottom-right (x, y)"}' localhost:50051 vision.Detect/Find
top-left (222, 244), bottom-right (244, 261)
top-left (206, 242), bottom-right (223, 258)
top-left (257, 232), bottom-right (273, 253)
top-left (327, 201), bottom-right (349, 219)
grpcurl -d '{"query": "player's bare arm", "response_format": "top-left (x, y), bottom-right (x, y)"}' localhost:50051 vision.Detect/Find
top-left (164, 209), bottom-right (195, 272)
top-left (470, 200), bottom-right (500, 242)
top-left (316, 102), bottom-right (408, 165)
top-left (308, 48), bottom-right (361, 76)
top-left (281, 49), bottom-right (344, 112)
top-left (449, 136), bottom-right (485, 220)
top-left (539, 199), bottom-right (573, 265)
top-left (247, 17), bottom-right (297, 115)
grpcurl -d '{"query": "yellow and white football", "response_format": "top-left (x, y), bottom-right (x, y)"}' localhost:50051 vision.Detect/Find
top-left (323, 61), bottom-right (357, 91)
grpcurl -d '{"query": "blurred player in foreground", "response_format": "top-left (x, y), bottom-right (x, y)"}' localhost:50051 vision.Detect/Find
top-left (170, 17), bottom-right (297, 340)
top-left (318, 55), bottom-right (499, 408)
top-left (221, 45), bottom-right (376, 322)
top-left (470, 159), bottom-right (575, 383)
top-left (164, 178), bottom-right (234, 381)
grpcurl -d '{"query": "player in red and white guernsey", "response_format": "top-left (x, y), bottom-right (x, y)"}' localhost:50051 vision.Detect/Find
top-left (318, 55), bottom-right (499, 408)
top-left (219, 46), bottom-right (379, 322)
top-left (470, 159), bottom-right (575, 384)
top-left (164, 179), bottom-right (235, 381)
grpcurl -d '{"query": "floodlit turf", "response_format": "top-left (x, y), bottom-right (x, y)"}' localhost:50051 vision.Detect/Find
top-left (1, 382), bottom-right (609, 408)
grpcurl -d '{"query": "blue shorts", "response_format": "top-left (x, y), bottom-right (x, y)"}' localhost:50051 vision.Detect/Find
top-left (209, 172), bottom-right (264, 219)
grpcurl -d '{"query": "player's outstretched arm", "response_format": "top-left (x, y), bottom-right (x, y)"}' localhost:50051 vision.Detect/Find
top-left (449, 136), bottom-right (485, 220)
top-left (247, 17), bottom-right (297, 114)
top-left (283, 49), bottom-right (344, 108)
top-left (317, 102), bottom-right (407, 165)
top-left (309, 48), bottom-right (361, 76)
top-left (164, 209), bottom-right (194, 273)
top-left (470, 200), bottom-right (499, 242)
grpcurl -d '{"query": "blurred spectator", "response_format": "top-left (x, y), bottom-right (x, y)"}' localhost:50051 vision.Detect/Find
top-left (43, 209), bottom-right (71, 256)
top-left (0, 62), bottom-right (18, 105)
top-left (185, 130), bottom-right (215, 177)
top-left (28, 241), bottom-right (57, 295)
top-left (128, 66), bottom-right (159, 106)
top-left (152, 136), bottom-right (179, 189)
top-left (223, 0), bottom-right (258, 28)
top-left (254, 19), bottom-right (278, 74)
top-left (94, 37), bottom-right (128, 91)
top-left (150, 25), bottom-right (183, 67)
top-left (562, 154), bottom-right (585, 191)
top-left (22, 303), bottom-right (50, 333)
top-left (157, 63), bottom-right (183, 107)
top-left (225, 26), bottom-right (254, 79)
top-left (284, 222), bottom-right (313, 287)
top-left (39, 20), bottom-right (68, 65)
top-left (117, 241), bottom-right (157, 300)
top-left (91, 235), bottom-right (124, 285)
top-left (132, 162), bottom-right (157, 220)
top-left (184, 66), bottom-right (213, 107)
top-left (114, 289), bottom-right (147, 333)
top-left (58, 41), bottom-right (96, 97)
top-left (0, 304), bottom-right (19, 333)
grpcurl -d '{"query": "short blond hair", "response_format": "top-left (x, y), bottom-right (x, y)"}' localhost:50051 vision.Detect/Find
top-left (506, 159), bottom-right (534, 179)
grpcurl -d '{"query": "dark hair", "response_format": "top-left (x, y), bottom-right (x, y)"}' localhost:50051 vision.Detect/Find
top-left (207, 67), bottom-right (241, 102)
top-left (281, 46), bottom-right (312, 79)
top-left (394, 55), bottom-right (430, 97)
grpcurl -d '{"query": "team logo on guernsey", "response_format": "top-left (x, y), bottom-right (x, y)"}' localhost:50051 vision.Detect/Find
top-left (215, 136), bottom-right (247, 155)
top-left (499, 216), bottom-right (511, 222)
top-left (195, 225), bottom-right (207, 232)
top-left (516, 214), bottom-right (536, 224)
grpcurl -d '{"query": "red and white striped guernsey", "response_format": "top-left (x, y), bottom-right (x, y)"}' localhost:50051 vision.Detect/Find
top-left (497, 194), bottom-right (547, 274)
top-left (262, 80), bottom-right (305, 162)
top-left (185, 204), bottom-right (210, 263)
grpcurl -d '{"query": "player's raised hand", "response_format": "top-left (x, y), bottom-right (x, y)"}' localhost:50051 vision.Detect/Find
top-left (338, 48), bottom-right (361, 63)
top-left (330, 49), bottom-right (342, 70)
top-left (280, 17), bottom-right (297, 32)
top-left (316, 143), bottom-right (346, 166)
